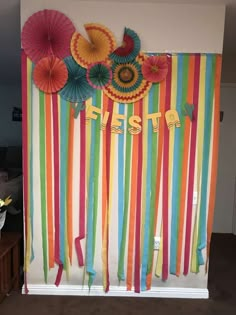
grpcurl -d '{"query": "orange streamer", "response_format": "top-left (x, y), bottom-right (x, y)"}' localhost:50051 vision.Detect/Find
top-left (45, 94), bottom-right (54, 269)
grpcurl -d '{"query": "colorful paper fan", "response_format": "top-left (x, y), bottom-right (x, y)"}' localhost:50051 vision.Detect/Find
top-left (104, 61), bottom-right (152, 103)
top-left (59, 56), bottom-right (94, 103)
top-left (22, 9), bottom-right (75, 63)
top-left (71, 23), bottom-right (116, 68)
top-left (109, 27), bottom-right (141, 64)
top-left (86, 62), bottom-right (112, 89)
top-left (142, 55), bottom-right (168, 83)
top-left (33, 56), bottom-right (68, 94)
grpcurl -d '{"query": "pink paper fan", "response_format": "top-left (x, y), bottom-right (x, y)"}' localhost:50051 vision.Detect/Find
top-left (22, 9), bottom-right (75, 63)
top-left (142, 55), bottom-right (168, 83)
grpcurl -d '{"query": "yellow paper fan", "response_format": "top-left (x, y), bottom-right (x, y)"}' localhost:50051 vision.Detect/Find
top-left (71, 23), bottom-right (116, 68)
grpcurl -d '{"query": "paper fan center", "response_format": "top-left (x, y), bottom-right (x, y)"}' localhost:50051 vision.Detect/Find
top-left (151, 65), bottom-right (159, 73)
top-left (118, 67), bottom-right (134, 83)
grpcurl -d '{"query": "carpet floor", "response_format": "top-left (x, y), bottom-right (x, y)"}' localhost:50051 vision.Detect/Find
top-left (0, 233), bottom-right (235, 315)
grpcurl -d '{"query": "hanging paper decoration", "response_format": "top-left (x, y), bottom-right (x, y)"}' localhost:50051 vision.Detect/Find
top-left (33, 56), bottom-right (68, 94)
top-left (110, 27), bottom-right (141, 64)
top-left (71, 23), bottom-right (116, 68)
top-left (104, 61), bottom-right (152, 103)
top-left (22, 9), bottom-right (75, 63)
top-left (142, 55), bottom-right (168, 83)
top-left (182, 103), bottom-right (194, 121)
top-left (59, 56), bottom-right (94, 103)
top-left (86, 62), bottom-right (112, 89)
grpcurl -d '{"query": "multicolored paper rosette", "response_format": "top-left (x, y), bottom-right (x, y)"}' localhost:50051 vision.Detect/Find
top-left (142, 55), bottom-right (168, 83)
top-left (104, 61), bottom-right (152, 103)
top-left (22, 9), bottom-right (76, 63)
top-left (109, 27), bottom-right (141, 64)
top-left (33, 56), bottom-right (68, 94)
top-left (86, 62), bottom-right (112, 89)
top-left (59, 56), bottom-right (94, 103)
top-left (71, 23), bottom-right (116, 68)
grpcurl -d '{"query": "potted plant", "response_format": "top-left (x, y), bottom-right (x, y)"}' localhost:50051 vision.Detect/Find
top-left (0, 196), bottom-right (12, 240)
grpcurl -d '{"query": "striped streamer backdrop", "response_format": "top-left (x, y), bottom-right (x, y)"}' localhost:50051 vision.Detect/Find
top-left (22, 52), bottom-right (222, 292)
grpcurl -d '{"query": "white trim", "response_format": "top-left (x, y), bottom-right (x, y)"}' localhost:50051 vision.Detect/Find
top-left (22, 284), bottom-right (209, 299)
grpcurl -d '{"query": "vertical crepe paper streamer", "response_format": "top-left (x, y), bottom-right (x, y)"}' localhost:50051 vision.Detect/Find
top-left (183, 54), bottom-right (200, 275)
top-left (141, 88), bottom-right (153, 291)
top-left (75, 104), bottom-right (86, 267)
top-left (133, 99), bottom-right (143, 293)
top-left (39, 90), bottom-right (48, 283)
top-left (190, 54), bottom-right (206, 273)
top-left (170, 54), bottom-right (189, 275)
top-left (127, 102), bottom-right (139, 291)
top-left (148, 76), bottom-right (165, 288)
top-left (67, 104), bottom-right (75, 265)
top-left (102, 93), bottom-right (109, 290)
top-left (45, 94), bottom-right (54, 269)
top-left (21, 51), bottom-right (29, 293)
top-left (86, 91), bottom-right (101, 288)
top-left (104, 97), bottom-right (114, 292)
top-left (162, 55), bottom-right (172, 281)
top-left (60, 98), bottom-right (70, 276)
top-left (117, 105), bottom-right (133, 282)
top-left (197, 55), bottom-right (216, 268)
top-left (176, 55), bottom-right (195, 276)
top-left (146, 83), bottom-right (159, 289)
top-left (206, 55), bottom-right (222, 272)
top-left (52, 94), bottom-right (63, 285)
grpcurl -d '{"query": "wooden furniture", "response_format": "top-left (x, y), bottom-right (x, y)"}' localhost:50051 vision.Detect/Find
top-left (0, 232), bottom-right (21, 303)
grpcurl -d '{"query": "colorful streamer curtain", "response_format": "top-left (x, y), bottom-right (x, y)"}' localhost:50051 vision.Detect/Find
top-left (22, 53), bottom-right (221, 292)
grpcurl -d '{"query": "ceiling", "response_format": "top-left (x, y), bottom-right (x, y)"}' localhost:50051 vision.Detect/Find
top-left (0, 0), bottom-right (235, 85)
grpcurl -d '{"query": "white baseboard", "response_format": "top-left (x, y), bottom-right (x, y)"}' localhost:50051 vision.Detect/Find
top-left (22, 284), bottom-right (209, 299)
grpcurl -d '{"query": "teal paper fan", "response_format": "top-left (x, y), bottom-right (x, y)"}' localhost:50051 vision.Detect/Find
top-left (86, 62), bottom-right (112, 89)
top-left (59, 56), bottom-right (94, 103)
top-left (109, 27), bottom-right (141, 64)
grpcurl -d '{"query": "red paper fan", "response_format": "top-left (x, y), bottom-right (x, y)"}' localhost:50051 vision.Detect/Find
top-left (22, 9), bottom-right (75, 63)
top-left (33, 56), bottom-right (68, 94)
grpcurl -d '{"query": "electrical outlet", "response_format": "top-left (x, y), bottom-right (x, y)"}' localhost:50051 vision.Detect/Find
top-left (193, 192), bottom-right (198, 205)
top-left (154, 236), bottom-right (161, 250)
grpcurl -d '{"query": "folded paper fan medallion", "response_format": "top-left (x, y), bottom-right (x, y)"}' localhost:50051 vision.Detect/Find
top-left (33, 56), bottom-right (68, 94)
top-left (22, 9), bottom-right (75, 63)
top-left (109, 27), bottom-right (141, 64)
top-left (59, 56), bottom-right (94, 103)
top-left (142, 55), bottom-right (168, 83)
top-left (104, 61), bottom-right (152, 103)
top-left (86, 62), bottom-right (112, 89)
top-left (71, 23), bottom-right (116, 68)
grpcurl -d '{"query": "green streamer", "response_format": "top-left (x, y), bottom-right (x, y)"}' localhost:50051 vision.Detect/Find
top-left (92, 90), bottom-right (102, 259)
top-left (117, 105), bottom-right (133, 281)
top-left (39, 91), bottom-right (48, 283)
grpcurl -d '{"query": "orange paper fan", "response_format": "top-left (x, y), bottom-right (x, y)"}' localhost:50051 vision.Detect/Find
top-left (71, 23), bottom-right (116, 68)
top-left (33, 56), bottom-right (68, 94)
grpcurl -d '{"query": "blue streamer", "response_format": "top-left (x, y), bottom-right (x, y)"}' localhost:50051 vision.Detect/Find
top-left (141, 85), bottom-right (154, 291)
top-left (86, 93), bottom-right (97, 288)
top-left (170, 54), bottom-right (183, 274)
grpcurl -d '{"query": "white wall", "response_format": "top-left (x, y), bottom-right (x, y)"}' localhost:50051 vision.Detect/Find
top-left (21, 0), bottom-right (225, 296)
top-left (0, 85), bottom-right (22, 146)
top-left (213, 85), bottom-right (236, 233)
